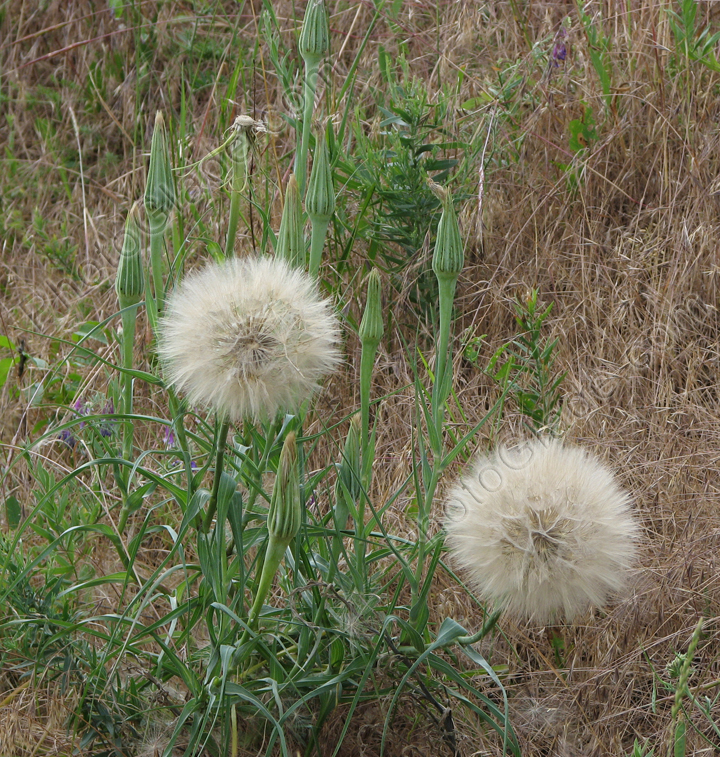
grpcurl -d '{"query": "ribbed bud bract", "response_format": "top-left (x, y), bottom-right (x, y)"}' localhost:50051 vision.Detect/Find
top-left (144, 111), bottom-right (176, 222)
top-left (306, 132), bottom-right (335, 222)
top-left (358, 269), bottom-right (384, 348)
top-left (267, 432), bottom-right (302, 544)
top-left (431, 183), bottom-right (464, 282)
top-left (299, 0), bottom-right (329, 64)
top-left (115, 203), bottom-right (144, 306)
top-left (337, 413), bottom-right (362, 502)
top-left (276, 174), bottom-right (305, 268)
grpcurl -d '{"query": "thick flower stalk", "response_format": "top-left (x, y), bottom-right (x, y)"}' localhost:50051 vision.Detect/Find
top-left (157, 256), bottom-right (341, 422)
top-left (246, 433), bottom-right (302, 631)
top-left (306, 130), bottom-right (335, 278)
top-left (330, 413), bottom-right (361, 582)
top-left (144, 111), bottom-right (175, 312)
top-left (276, 174), bottom-right (305, 269)
top-left (430, 180), bottom-right (464, 430)
top-left (358, 269), bottom-right (383, 455)
top-left (295, 0), bottom-right (329, 194)
top-left (115, 203), bottom-right (144, 465)
top-left (444, 438), bottom-right (640, 623)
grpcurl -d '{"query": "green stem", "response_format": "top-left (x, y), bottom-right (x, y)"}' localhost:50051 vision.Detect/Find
top-left (431, 276), bottom-right (457, 450)
top-left (203, 418), bottom-right (231, 533)
top-left (239, 535), bottom-right (289, 644)
top-left (295, 60), bottom-right (319, 196)
top-left (149, 215), bottom-right (167, 313)
top-left (456, 609), bottom-right (503, 645)
top-left (116, 304), bottom-right (138, 534)
top-left (308, 217), bottom-right (329, 279)
top-left (225, 188), bottom-right (242, 258)
top-left (119, 307), bottom-right (136, 463)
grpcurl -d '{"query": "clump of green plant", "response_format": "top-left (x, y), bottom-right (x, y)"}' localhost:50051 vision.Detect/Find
top-left (0, 4), bottom-right (517, 756)
top-left (486, 289), bottom-right (566, 435)
top-left (344, 54), bottom-right (465, 320)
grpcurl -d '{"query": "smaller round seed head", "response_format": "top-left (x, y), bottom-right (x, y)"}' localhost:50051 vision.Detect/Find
top-left (158, 256), bottom-right (341, 421)
top-left (444, 438), bottom-right (640, 623)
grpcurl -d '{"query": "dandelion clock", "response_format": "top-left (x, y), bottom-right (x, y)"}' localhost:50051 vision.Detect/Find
top-left (444, 438), bottom-right (640, 623)
top-left (158, 256), bottom-right (341, 421)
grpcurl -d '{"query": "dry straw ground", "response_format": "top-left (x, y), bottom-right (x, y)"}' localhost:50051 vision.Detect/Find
top-left (1, 0), bottom-right (720, 755)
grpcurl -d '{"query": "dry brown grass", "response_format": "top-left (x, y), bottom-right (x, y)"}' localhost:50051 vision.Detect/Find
top-left (2, 0), bottom-right (720, 755)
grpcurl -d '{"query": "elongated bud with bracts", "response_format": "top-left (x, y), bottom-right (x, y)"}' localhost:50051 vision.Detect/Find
top-left (267, 432), bottom-right (302, 544)
top-left (244, 432), bottom-right (302, 633)
top-left (306, 129), bottom-right (335, 278)
top-left (115, 203), bottom-right (144, 307)
top-left (299, 0), bottom-right (329, 65)
top-left (306, 132), bottom-right (335, 222)
top-left (428, 182), bottom-right (464, 454)
top-left (144, 111), bottom-right (175, 225)
top-left (430, 181), bottom-right (464, 282)
top-left (359, 269), bottom-right (383, 348)
top-left (358, 269), bottom-right (383, 492)
top-left (276, 174), bottom-right (305, 268)
top-left (337, 412), bottom-right (362, 503)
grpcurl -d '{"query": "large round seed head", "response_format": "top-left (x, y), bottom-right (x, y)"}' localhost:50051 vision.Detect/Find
top-left (444, 438), bottom-right (640, 623)
top-left (158, 256), bottom-right (342, 421)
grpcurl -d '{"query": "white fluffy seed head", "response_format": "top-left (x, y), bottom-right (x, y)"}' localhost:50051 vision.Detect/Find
top-left (444, 438), bottom-right (640, 624)
top-left (158, 256), bottom-right (342, 421)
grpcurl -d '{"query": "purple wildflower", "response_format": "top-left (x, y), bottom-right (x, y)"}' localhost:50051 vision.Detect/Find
top-left (73, 398), bottom-right (91, 428)
top-left (59, 429), bottom-right (76, 448)
top-left (164, 427), bottom-right (176, 448)
top-left (551, 27), bottom-right (568, 68)
top-left (99, 398), bottom-right (116, 438)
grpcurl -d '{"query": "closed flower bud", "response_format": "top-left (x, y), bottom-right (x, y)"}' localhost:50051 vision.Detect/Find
top-left (305, 132), bottom-right (335, 222)
top-left (430, 182), bottom-right (464, 282)
top-left (144, 111), bottom-right (176, 223)
top-left (299, 0), bottom-right (329, 64)
top-left (358, 269), bottom-right (383, 348)
top-left (276, 174), bottom-right (305, 268)
top-left (115, 203), bottom-right (144, 306)
top-left (337, 412), bottom-right (362, 502)
top-left (267, 432), bottom-right (302, 544)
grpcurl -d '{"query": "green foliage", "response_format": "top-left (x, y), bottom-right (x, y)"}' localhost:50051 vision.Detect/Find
top-left (667, 0), bottom-right (720, 73)
top-left (346, 56), bottom-right (465, 319)
top-left (488, 290), bottom-right (566, 434)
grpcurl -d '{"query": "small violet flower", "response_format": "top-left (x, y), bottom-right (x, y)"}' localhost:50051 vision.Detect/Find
top-left (551, 27), bottom-right (568, 68)
top-left (59, 428), bottom-right (76, 449)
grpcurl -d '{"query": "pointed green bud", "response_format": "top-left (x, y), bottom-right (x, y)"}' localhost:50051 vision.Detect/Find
top-left (267, 432), bottom-right (302, 545)
top-left (115, 203), bottom-right (144, 306)
top-left (144, 111), bottom-right (176, 224)
top-left (358, 269), bottom-right (383, 348)
top-left (337, 413), bottom-right (362, 503)
top-left (306, 131), bottom-right (335, 222)
top-left (276, 174), bottom-right (305, 268)
top-left (299, 0), bottom-right (329, 65)
top-left (430, 182), bottom-right (464, 282)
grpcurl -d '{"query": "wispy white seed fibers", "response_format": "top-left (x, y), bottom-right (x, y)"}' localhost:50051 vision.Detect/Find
top-left (158, 256), bottom-right (341, 421)
top-left (444, 439), bottom-right (639, 623)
